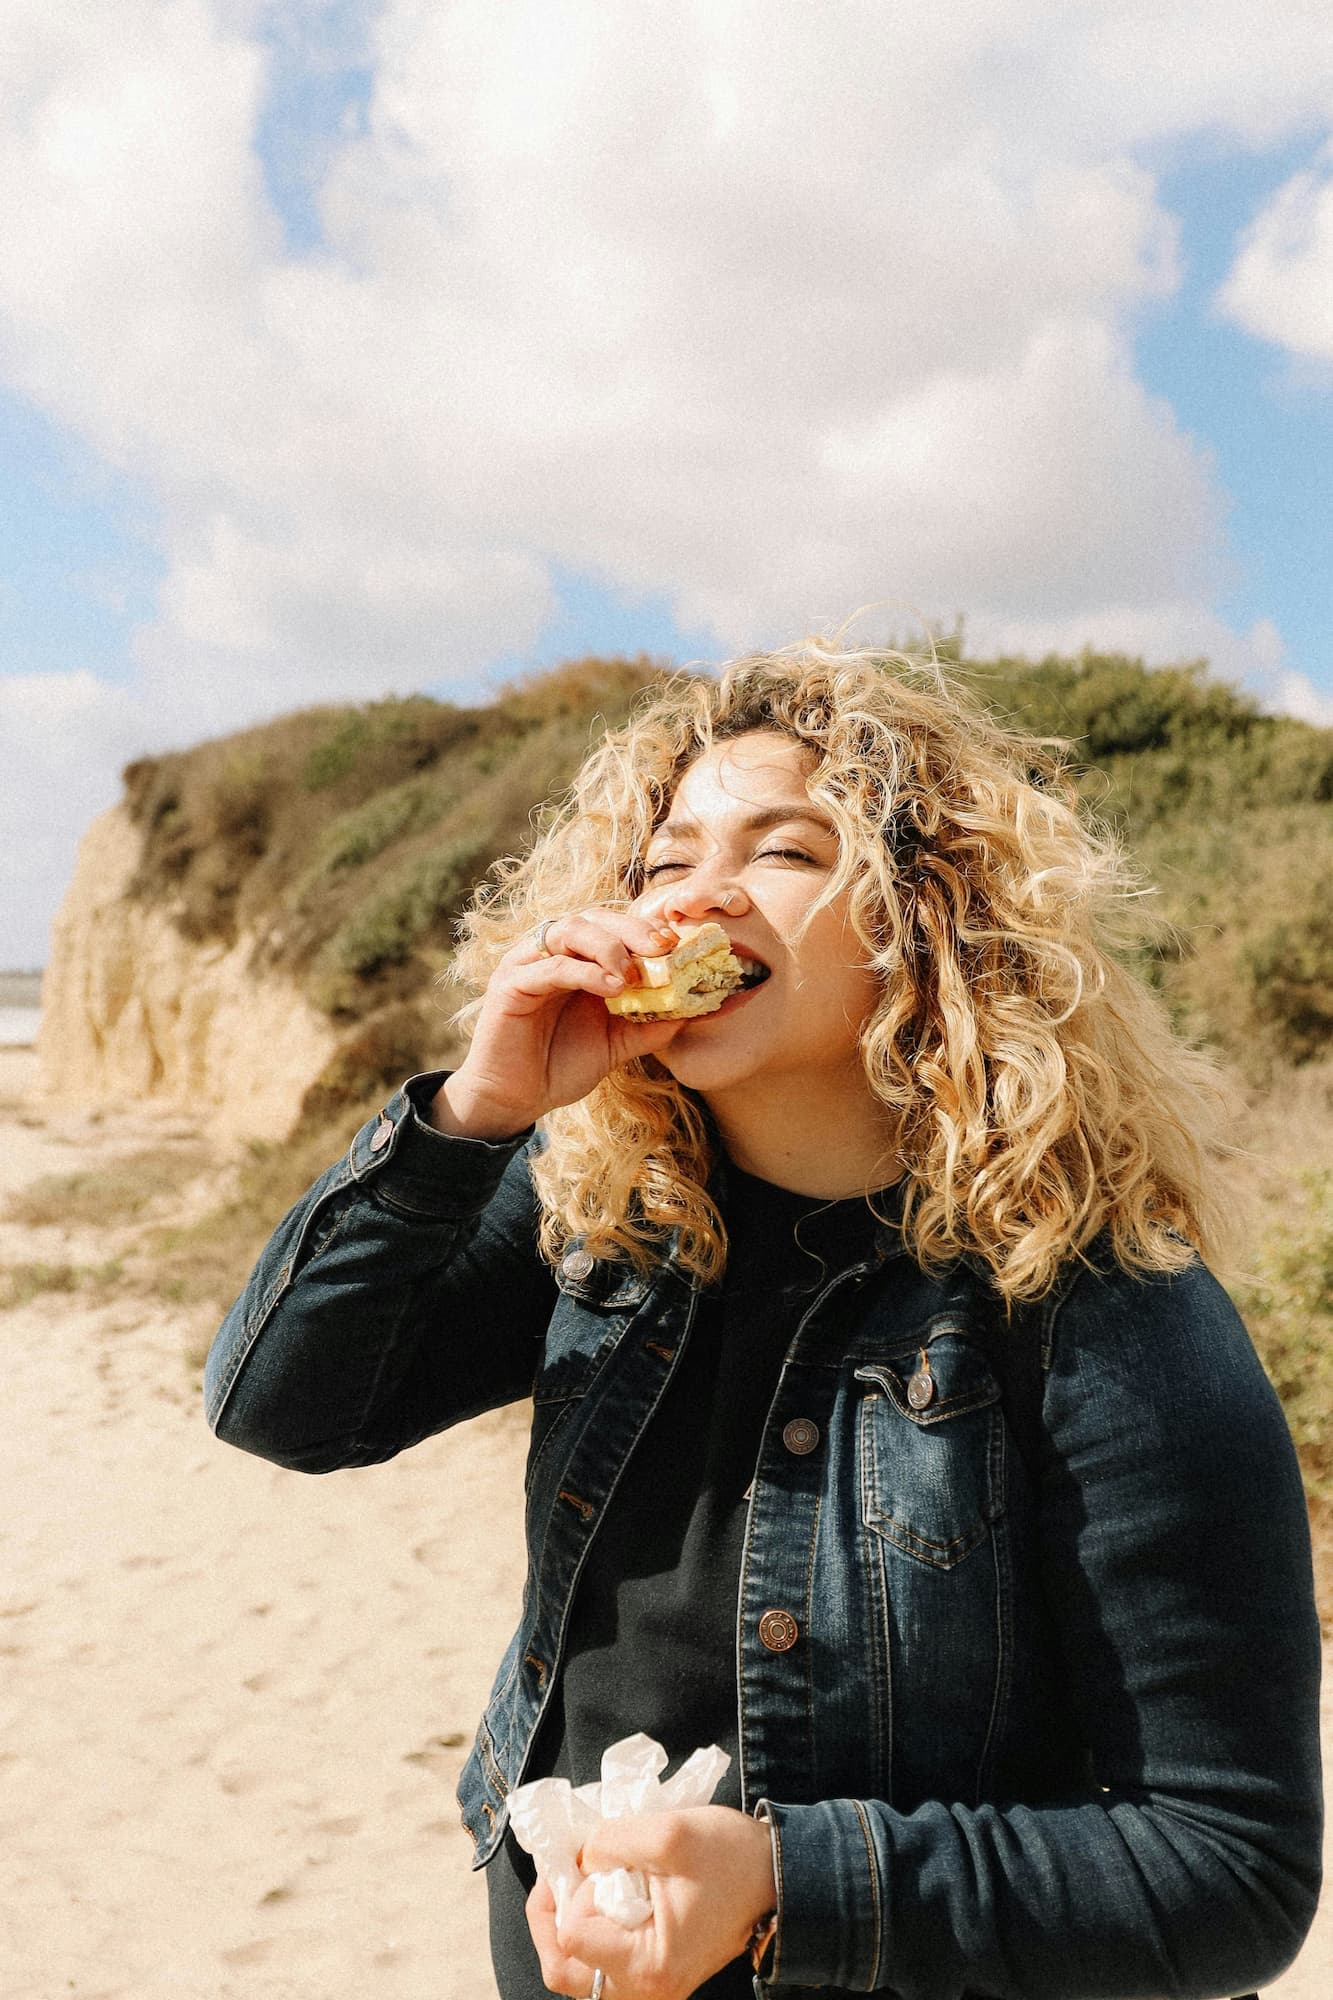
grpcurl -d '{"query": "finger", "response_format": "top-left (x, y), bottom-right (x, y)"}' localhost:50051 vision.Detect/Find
top-left (531, 1927), bottom-right (602, 1997)
top-left (527, 1874), bottom-right (556, 1923)
top-left (519, 910), bottom-right (678, 975)
top-left (608, 1016), bottom-right (686, 1065)
top-left (505, 954), bottom-right (629, 1004)
top-left (526, 1879), bottom-right (601, 1998)
top-left (578, 1814), bottom-right (682, 1876)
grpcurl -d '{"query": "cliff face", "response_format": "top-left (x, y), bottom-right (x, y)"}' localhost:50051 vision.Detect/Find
top-left (39, 806), bottom-right (340, 1144)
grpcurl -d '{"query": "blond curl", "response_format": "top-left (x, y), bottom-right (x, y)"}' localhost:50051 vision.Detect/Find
top-left (450, 640), bottom-right (1242, 1303)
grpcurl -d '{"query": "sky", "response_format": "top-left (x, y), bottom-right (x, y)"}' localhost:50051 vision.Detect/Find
top-left (2, 0), bottom-right (1332, 968)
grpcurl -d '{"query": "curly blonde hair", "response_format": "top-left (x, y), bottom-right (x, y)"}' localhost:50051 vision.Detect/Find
top-left (451, 640), bottom-right (1241, 1302)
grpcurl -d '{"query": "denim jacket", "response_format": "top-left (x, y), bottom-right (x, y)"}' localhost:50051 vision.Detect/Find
top-left (204, 1074), bottom-right (1322, 2000)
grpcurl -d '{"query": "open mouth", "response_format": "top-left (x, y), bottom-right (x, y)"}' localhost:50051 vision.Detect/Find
top-left (736, 960), bottom-right (771, 991)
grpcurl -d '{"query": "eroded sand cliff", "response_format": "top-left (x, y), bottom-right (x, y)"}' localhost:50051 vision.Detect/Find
top-left (38, 804), bottom-right (339, 1143)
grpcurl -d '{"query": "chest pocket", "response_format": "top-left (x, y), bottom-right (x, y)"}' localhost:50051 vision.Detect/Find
top-left (855, 1327), bottom-right (1004, 1570)
top-left (526, 1252), bottom-right (650, 1490)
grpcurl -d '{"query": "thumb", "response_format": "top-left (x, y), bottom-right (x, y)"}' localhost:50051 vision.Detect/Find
top-left (609, 1016), bottom-right (686, 1065)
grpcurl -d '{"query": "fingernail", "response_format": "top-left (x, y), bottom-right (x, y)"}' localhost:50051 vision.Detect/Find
top-left (603, 971), bottom-right (624, 989)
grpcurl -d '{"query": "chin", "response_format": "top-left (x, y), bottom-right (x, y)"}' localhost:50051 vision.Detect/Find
top-left (655, 1039), bottom-right (763, 1096)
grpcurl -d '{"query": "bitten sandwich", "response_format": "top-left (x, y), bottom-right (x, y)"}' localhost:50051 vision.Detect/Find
top-left (604, 921), bottom-right (757, 1020)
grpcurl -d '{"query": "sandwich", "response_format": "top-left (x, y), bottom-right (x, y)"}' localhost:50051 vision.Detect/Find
top-left (604, 921), bottom-right (759, 1020)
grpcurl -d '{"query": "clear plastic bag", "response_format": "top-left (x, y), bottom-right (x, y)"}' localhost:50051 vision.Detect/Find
top-left (506, 1731), bottom-right (731, 1927)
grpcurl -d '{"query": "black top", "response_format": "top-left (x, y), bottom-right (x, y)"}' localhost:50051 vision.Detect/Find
top-left (487, 1165), bottom-right (891, 1998)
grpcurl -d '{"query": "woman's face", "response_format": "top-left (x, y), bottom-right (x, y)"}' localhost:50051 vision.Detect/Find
top-left (631, 730), bottom-right (882, 1102)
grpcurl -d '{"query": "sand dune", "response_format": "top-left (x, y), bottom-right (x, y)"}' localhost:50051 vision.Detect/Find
top-left (0, 1049), bottom-right (1326, 1997)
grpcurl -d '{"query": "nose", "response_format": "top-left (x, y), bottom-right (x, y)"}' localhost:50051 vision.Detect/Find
top-left (655, 862), bottom-right (749, 926)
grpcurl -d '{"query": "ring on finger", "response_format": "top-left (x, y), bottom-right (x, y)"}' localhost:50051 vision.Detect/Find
top-left (533, 918), bottom-right (557, 957)
top-left (589, 1974), bottom-right (605, 2000)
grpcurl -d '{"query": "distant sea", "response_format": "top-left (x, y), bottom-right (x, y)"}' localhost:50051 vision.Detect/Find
top-left (0, 972), bottom-right (42, 1048)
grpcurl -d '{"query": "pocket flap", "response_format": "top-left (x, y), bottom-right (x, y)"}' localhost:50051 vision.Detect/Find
top-left (855, 1325), bottom-right (1001, 1426)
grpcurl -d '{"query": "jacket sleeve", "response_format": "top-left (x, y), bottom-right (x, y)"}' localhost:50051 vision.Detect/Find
top-left (759, 1255), bottom-right (1324, 1999)
top-left (203, 1071), bottom-right (556, 1472)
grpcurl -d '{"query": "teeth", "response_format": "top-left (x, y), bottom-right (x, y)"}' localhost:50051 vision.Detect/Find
top-left (738, 963), bottom-right (770, 989)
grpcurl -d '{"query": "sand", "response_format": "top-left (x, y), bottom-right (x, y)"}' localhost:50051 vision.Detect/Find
top-left (0, 1051), bottom-right (526, 1997)
top-left (0, 1045), bottom-right (1327, 1998)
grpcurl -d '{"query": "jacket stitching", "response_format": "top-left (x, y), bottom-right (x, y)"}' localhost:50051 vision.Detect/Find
top-left (851, 1796), bottom-right (883, 1985)
top-left (801, 1492), bottom-right (822, 1736)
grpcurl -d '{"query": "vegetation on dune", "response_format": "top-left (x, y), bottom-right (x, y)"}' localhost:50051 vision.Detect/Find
top-left (0, 1259), bottom-right (125, 1310)
top-left (4, 1148), bottom-right (211, 1231)
top-left (108, 646), bottom-right (1333, 1534)
top-left (1234, 1169), bottom-right (1333, 1500)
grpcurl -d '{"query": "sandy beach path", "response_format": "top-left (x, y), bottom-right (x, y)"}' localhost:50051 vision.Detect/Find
top-left (0, 1048), bottom-right (1327, 1999)
top-left (1, 1054), bottom-right (526, 1997)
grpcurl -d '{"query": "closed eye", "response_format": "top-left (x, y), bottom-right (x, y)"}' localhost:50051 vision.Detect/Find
top-left (642, 846), bottom-right (816, 879)
top-left (640, 840), bottom-right (816, 880)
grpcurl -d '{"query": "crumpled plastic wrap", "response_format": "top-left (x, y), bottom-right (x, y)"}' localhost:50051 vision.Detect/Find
top-left (506, 1731), bottom-right (731, 1928)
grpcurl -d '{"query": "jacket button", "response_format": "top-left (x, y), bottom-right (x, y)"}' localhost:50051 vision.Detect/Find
top-left (906, 1359), bottom-right (935, 1408)
top-left (782, 1418), bottom-right (820, 1455)
top-left (369, 1119), bottom-right (393, 1152)
top-left (758, 1609), bottom-right (799, 1652)
top-left (561, 1248), bottom-right (594, 1281)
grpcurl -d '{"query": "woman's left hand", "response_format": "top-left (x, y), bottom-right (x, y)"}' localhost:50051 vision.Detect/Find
top-left (525, 1804), bottom-right (776, 2000)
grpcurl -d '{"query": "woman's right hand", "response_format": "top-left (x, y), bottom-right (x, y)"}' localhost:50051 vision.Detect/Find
top-left (430, 906), bottom-right (686, 1139)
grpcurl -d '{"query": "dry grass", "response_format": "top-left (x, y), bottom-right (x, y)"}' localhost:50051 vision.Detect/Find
top-left (143, 1106), bottom-right (366, 1315)
top-left (3, 1146), bottom-right (210, 1231)
top-left (0, 1259), bottom-right (124, 1311)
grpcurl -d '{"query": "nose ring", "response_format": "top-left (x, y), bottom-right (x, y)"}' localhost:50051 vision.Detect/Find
top-left (719, 889), bottom-right (736, 910)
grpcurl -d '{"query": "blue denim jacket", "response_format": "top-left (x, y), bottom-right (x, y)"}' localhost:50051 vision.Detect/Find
top-left (204, 1074), bottom-right (1322, 1999)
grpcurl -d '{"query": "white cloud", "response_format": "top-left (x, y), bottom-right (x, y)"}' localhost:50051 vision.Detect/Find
top-left (1218, 141), bottom-right (1333, 363)
top-left (1, 0), bottom-right (1331, 960)
top-left (0, 0), bottom-right (1244, 706)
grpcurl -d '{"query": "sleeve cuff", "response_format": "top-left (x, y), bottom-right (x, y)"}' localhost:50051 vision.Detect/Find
top-left (754, 1797), bottom-right (887, 1991)
top-left (346, 1070), bottom-right (536, 1218)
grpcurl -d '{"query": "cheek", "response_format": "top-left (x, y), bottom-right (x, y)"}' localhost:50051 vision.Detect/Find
top-left (839, 968), bottom-right (883, 1033)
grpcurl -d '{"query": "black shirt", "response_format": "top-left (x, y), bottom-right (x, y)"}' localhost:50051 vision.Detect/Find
top-left (487, 1166), bottom-right (890, 1999)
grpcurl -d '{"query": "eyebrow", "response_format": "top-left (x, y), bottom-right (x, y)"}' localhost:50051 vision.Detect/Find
top-left (649, 804), bottom-right (837, 843)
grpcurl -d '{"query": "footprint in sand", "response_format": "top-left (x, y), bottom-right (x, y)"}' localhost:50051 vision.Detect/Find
top-left (220, 1937), bottom-right (277, 1966)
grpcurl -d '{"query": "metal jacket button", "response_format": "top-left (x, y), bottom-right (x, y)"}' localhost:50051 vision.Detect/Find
top-left (906, 1349), bottom-right (935, 1409)
top-left (758, 1609), bottom-right (799, 1652)
top-left (369, 1119), bottom-right (393, 1152)
top-left (561, 1248), bottom-right (594, 1281)
top-left (782, 1418), bottom-right (820, 1455)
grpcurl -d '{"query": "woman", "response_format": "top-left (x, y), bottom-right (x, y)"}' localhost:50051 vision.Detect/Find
top-left (205, 642), bottom-right (1322, 2000)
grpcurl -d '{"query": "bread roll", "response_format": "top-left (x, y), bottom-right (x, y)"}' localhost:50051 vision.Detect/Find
top-left (604, 921), bottom-right (748, 1020)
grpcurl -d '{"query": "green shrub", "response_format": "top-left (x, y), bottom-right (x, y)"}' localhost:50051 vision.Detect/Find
top-left (303, 712), bottom-right (371, 791)
top-left (299, 1002), bottom-right (453, 1127)
top-left (1244, 891), bottom-right (1333, 1064)
top-left (301, 696), bottom-right (477, 793)
top-left (327, 840), bottom-right (487, 977)
top-left (312, 780), bottom-right (449, 880)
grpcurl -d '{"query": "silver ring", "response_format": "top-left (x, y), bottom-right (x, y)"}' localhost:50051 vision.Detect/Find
top-left (719, 889), bottom-right (736, 910)
top-left (533, 918), bottom-right (556, 957)
top-left (590, 1974), bottom-right (604, 2000)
